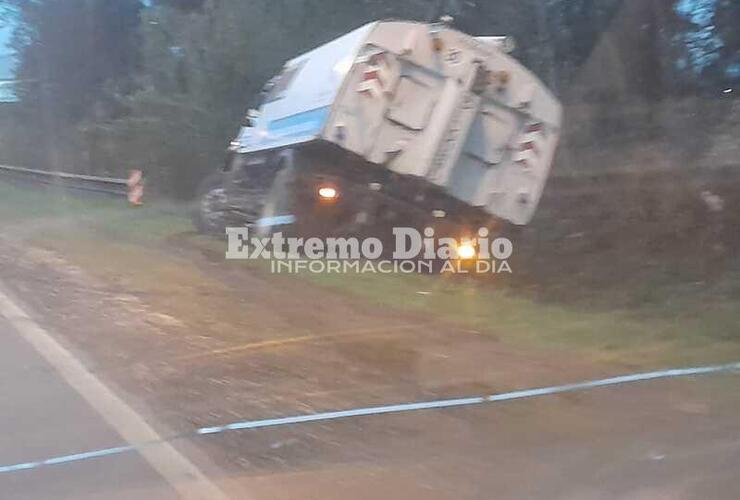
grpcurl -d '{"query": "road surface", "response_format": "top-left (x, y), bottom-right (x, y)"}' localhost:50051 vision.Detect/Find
top-left (0, 235), bottom-right (738, 499)
top-left (0, 314), bottom-right (182, 499)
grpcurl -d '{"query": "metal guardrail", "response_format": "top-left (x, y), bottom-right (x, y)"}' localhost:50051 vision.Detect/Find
top-left (0, 164), bottom-right (129, 196)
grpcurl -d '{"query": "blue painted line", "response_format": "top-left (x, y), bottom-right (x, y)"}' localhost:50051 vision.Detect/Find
top-left (1, 362), bottom-right (738, 474)
top-left (0, 462), bottom-right (38, 473)
top-left (43, 445), bottom-right (137, 465)
top-left (0, 445), bottom-right (139, 473)
top-left (197, 396), bottom-right (488, 435)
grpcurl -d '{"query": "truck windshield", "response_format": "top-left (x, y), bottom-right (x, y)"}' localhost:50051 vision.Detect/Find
top-left (265, 61), bottom-right (306, 103)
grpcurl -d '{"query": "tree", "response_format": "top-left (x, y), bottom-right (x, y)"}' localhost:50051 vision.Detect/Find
top-left (7, 0), bottom-right (142, 123)
top-left (670, 0), bottom-right (740, 90)
top-left (1, 0), bottom-right (141, 171)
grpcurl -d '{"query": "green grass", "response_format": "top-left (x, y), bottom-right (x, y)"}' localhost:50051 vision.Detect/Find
top-left (301, 267), bottom-right (740, 366)
top-left (2, 179), bottom-right (739, 367)
top-left (0, 180), bottom-right (191, 242)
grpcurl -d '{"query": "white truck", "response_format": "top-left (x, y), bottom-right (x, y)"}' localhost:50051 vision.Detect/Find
top-left (195, 19), bottom-right (562, 246)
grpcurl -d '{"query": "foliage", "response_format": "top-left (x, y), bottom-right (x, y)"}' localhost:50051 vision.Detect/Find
top-left (5, 0), bottom-right (141, 122)
top-left (0, 0), bottom-right (738, 194)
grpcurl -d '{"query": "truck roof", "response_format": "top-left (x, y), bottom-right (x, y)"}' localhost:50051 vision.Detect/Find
top-left (236, 22), bottom-right (376, 153)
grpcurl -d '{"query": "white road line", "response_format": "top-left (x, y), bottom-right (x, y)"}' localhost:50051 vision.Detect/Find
top-left (0, 282), bottom-right (232, 500)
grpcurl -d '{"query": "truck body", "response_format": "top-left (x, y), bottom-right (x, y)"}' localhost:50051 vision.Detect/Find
top-left (197, 20), bottom-right (562, 236)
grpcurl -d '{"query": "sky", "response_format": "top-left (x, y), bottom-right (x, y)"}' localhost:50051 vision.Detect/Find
top-left (0, 10), bottom-right (16, 79)
top-left (0, 0), bottom-right (147, 79)
top-left (0, 11), bottom-right (17, 101)
top-left (0, 24), bottom-right (12, 73)
top-left (675, 0), bottom-right (723, 74)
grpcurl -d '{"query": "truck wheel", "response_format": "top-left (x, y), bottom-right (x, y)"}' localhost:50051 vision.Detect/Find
top-left (193, 172), bottom-right (228, 234)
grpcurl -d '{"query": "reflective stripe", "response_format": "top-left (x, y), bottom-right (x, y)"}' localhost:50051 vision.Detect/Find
top-left (256, 214), bottom-right (297, 228)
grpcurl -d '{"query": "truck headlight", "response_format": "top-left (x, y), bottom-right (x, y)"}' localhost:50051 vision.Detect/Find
top-left (318, 186), bottom-right (339, 201)
top-left (456, 242), bottom-right (477, 260)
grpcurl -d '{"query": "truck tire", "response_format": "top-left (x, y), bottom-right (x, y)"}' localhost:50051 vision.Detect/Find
top-left (192, 171), bottom-right (228, 235)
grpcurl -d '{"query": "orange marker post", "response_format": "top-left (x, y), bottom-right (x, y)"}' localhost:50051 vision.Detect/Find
top-left (127, 170), bottom-right (144, 206)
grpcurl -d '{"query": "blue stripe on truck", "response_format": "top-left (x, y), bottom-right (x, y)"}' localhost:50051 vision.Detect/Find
top-left (267, 106), bottom-right (331, 138)
top-left (240, 106), bottom-right (331, 153)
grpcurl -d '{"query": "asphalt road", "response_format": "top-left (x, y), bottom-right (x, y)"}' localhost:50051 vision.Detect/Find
top-left (0, 315), bottom-right (180, 500)
top-left (0, 235), bottom-right (739, 500)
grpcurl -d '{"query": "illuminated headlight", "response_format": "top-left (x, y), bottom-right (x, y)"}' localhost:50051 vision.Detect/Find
top-left (318, 186), bottom-right (339, 201)
top-left (456, 242), bottom-right (477, 260)
top-left (228, 140), bottom-right (241, 151)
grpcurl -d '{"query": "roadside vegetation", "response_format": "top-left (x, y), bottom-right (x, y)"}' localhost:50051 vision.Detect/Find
top-left (2, 179), bottom-right (739, 369)
top-left (1, 2), bottom-right (737, 369)
top-left (1, 1), bottom-right (737, 195)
